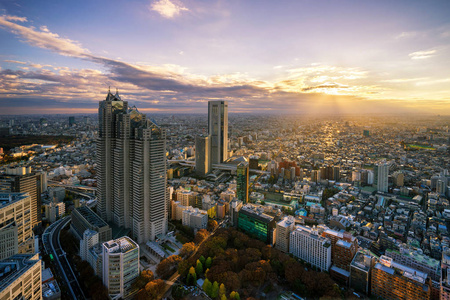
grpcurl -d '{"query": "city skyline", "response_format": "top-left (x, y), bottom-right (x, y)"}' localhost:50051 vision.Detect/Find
top-left (1, 0), bottom-right (450, 115)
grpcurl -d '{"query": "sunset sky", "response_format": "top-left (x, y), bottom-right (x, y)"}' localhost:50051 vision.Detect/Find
top-left (1, 0), bottom-right (449, 115)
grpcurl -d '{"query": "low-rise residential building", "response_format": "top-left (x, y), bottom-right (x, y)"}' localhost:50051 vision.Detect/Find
top-left (182, 206), bottom-right (208, 230)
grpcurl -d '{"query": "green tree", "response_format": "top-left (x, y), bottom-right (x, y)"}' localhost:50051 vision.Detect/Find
top-left (199, 255), bottom-right (206, 266)
top-left (196, 260), bottom-right (203, 276)
top-left (221, 294), bottom-right (227, 300)
top-left (211, 281), bottom-right (219, 298)
top-left (202, 278), bottom-right (212, 296)
top-left (230, 291), bottom-right (240, 299)
top-left (205, 256), bottom-right (212, 269)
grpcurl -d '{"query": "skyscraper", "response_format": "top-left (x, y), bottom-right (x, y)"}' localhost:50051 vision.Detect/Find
top-left (97, 90), bottom-right (168, 243)
top-left (236, 161), bottom-right (249, 204)
top-left (195, 135), bottom-right (210, 176)
top-left (208, 101), bottom-right (228, 164)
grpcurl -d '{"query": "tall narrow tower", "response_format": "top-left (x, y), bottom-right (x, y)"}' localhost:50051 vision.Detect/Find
top-left (97, 90), bottom-right (168, 243)
top-left (236, 161), bottom-right (249, 204)
top-left (374, 162), bottom-right (389, 193)
top-left (208, 101), bottom-right (228, 165)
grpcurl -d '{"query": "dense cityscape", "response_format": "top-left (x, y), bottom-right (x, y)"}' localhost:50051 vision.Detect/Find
top-left (1, 1), bottom-right (450, 300)
top-left (0, 91), bottom-right (449, 299)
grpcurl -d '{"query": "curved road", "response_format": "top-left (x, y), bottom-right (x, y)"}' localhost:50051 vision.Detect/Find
top-left (43, 217), bottom-right (86, 300)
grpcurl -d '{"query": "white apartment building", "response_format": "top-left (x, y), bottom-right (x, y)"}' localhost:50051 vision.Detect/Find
top-left (102, 236), bottom-right (139, 300)
top-left (375, 162), bottom-right (389, 193)
top-left (275, 216), bottom-right (295, 253)
top-left (0, 254), bottom-right (42, 300)
top-left (80, 229), bottom-right (99, 261)
top-left (289, 225), bottom-right (332, 271)
top-left (182, 207), bottom-right (208, 230)
top-left (44, 201), bottom-right (65, 223)
top-left (171, 201), bottom-right (188, 221)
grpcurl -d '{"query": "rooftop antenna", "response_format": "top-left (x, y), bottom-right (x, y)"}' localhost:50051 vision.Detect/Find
top-left (116, 88), bottom-right (119, 94)
top-left (108, 86), bottom-right (111, 93)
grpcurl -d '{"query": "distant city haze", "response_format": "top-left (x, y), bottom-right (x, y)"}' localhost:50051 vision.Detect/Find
top-left (0, 0), bottom-right (449, 114)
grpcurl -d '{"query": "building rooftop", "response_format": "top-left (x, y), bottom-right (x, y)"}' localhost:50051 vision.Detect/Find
top-left (0, 192), bottom-right (29, 210)
top-left (376, 255), bottom-right (428, 285)
top-left (292, 225), bottom-right (331, 246)
top-left (277, 216), bottom-right (295, 228)
top-left (351, 250), bottom-right (377, 272)
top-left (385, 248), bottom-right (439, 270)
top-left (240, 204), bottom-right (274, 222)
top-left (103, 236), bottom-right (138, 254)
top-left (0, 254), bottom-right (40, 293)
top-left (74, 205), bottom-right (109, 228)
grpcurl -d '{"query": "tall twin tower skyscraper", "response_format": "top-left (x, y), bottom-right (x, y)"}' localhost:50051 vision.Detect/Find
top-left (196, 101), bottom-right (229, 176)
top-left (96, 90), bottom-right (168, 243)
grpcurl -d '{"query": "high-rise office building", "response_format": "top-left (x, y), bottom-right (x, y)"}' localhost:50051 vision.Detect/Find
top-left (102, 236), bottom-right (139, 299)
top-left (97, 90), bottom-right (168, 243)
top-left (0, 167), bottom-right (43, 229)
top-left (238, 205), bottom-right (276, 244)
top-left (0, 192), bottom-right (34, 259)
top-left (195, 135), bottom-right (210, 176)
top-left (236, 161), bottom-right (249, 204)
top-left (374, 162), bottom-right (389, 193)
top-left (208, 101), bottom-right (228, 165)
top-left (68, 116), bottom-right (75, 126)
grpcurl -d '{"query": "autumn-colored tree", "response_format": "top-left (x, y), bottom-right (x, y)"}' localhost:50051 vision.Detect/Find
top-left (219, 283), bottom-right (227, 299)
top-left (142, 269), bottom-right (154, 282)
top-left (218, 271), bottom-right (241, 292)
top-left (179, 242), bottom-right (196, 258)
top-left (156, 255), bottom-right (182, 279)
top-left (221, 294), bottom-right (227, 300)
top-left (208, 219), bottom-right (218, 231)
top-left (177, 259), bottom-right (192, 277)
top-left (211, 281), bottom-right (219, 298)
top-left (133, 269), bottom-right (155, 290)
top-left (145, 279), bottom-right (165, 300)
top-left (195, 229), bottom-right (209, 244)
top-left (202, 278), bottom-right (212, 296)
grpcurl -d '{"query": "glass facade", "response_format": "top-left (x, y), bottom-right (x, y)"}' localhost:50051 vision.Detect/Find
top-left (237, 209), bottom-right (274, 243)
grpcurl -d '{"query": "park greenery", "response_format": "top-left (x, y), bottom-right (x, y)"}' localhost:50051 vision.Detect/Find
top-left (176, 227), bottom-right (345, 299)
